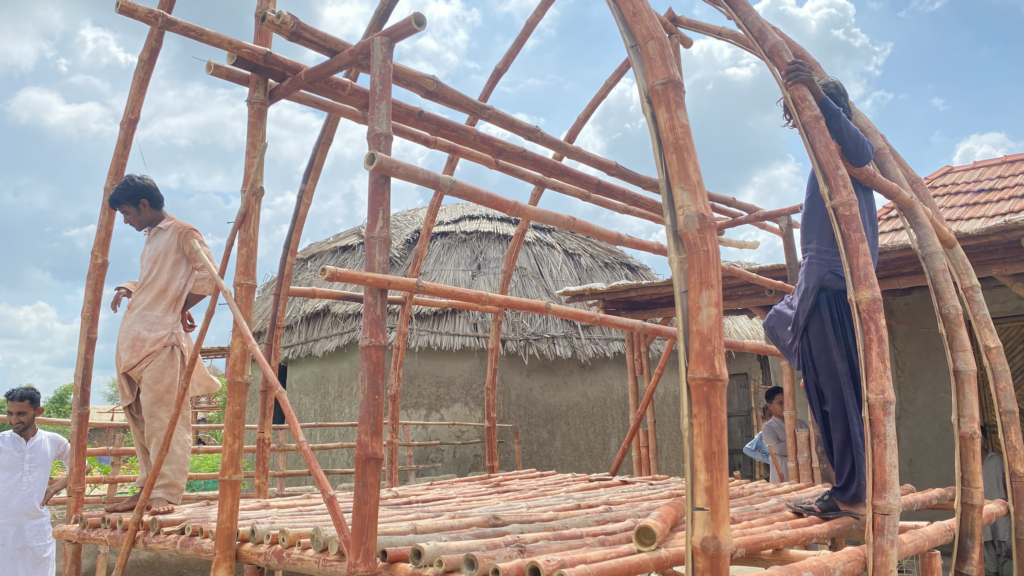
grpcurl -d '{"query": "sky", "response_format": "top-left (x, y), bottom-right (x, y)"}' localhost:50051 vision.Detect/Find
top-left (1, 0), bottom-right (1022, 401)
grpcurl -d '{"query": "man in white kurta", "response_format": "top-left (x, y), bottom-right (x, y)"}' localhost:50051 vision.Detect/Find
top-left (0, 386), bottom-right (71, 576)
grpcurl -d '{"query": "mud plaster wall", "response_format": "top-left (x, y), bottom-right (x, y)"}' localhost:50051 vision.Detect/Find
top-left (246, 347), bottom-right (766, 487)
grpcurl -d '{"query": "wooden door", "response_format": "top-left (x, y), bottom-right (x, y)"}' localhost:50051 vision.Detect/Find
top-left (727, 373), bottom-right (754, 479)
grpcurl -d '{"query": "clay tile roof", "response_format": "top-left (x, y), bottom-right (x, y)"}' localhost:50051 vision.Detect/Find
top-left (877, 152), bottom-right (1024, 247)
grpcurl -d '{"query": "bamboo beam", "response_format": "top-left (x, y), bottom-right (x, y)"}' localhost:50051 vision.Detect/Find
top-left (389, 0), bottom-right (557, 483)
top-left (0, 415), bottom-right (514, 430)
top-left (255, 0), bottom-right (403, 502)
top-left (190, 240), bottom-right (353, 557)
top-left (64, 3), bottom-right (179, 575)
top-left (670, 12), bottom-right (757, 55)
top-left (717, 204), bottom-right (802, 232)
top-left (640, 334), bottom-right (659, 475)
top-left (318, 267), bottom-right (782, 358)
top-left (711, 202), bottom-right (782, 237)
top-left (625, 334), bottom-right (643, 476)
top-left (84, 438), bottom-right (486, 457)
top-left (610, 340), bottom-right (677, 476)
top-left (722, 264), bottom-right (793, 294)
top-left (110, 146), bottom-right (266, 576)
top-left (796, 429), bottom-right (812, 484)
top-left (721, 3), bottom-right (901, 573)
top-left (260, 9), bottom-right (659, 193)
top-left (350, 35), bottom-right (395, 575)
top-left (267, 13), bottom-right (425, 104)
top-left (288, 286), bottom-right (500, 314)
top-left (211, 2), bottom-right (274, 574)
top-left (995, 274), bottom-right (1024, 299)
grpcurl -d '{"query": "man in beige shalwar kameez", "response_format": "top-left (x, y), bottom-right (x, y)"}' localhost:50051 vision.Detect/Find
top-left (105, 175), bottom-right (221, 515)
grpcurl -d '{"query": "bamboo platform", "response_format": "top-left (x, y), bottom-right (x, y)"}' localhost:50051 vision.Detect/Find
top-left (56, 470), bottom-right (1004, 576)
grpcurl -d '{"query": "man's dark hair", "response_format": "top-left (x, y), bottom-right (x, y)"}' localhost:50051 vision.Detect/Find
top-left (779, 77), bottom-right (854, 128)
top-left (107, 174), bottom-right (165, 211)
top-left (4, 386), bottom-right (42, 409)
top-left (765, 386), bottom-right (784, 404)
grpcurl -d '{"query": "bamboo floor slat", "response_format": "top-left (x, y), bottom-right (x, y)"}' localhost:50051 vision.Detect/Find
top-left (54, 470), bottom-right (1001, 576)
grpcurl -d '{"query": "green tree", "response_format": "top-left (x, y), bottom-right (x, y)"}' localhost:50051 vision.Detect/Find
top-left (43, 383), bottom-right (75, 420)
top-left (102, 376), bottom-right (121, 404)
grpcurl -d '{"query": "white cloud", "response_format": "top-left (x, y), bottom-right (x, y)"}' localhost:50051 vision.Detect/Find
top-left (0, 5), bottom-right (65, 73)
top-left (755, 0), bottom-right (892, 100)
top-left (736, 155), bottom-right (805, 208)
top-left (931, 96), bottom-right (948, 111)
top-left (0, 301), bottom-right (80, 392)
top-left (900, 0), bottom-right (951, 15)
top-left (952, 132), bottom-right (1022, 165)
top-left (77, 20), bottom-right (136, 68)
top-left (574, 78), bottom-right (647, 159)
top-left (6, 87), bottom-right (116, 138)
top-left (62, 224), bottom-right (97, 250)
top-left (861, 89), bottom-right (894, 114)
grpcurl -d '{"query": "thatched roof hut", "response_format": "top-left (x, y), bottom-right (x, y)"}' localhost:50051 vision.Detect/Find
top-left (253, 202), bottom-right (764, 362)
top-left (248, 203), bottom-right (775, 480)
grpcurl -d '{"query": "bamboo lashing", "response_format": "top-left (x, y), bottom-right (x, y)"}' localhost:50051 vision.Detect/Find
top-left (110, 143), bottom-right (267, 576)
top-left (64, 3), bottom-right (179, 575)
top-left (189, 239), bottom-right (354, 556)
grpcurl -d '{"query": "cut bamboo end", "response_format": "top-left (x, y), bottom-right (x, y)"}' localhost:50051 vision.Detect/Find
top-left (632, 523), bottom-right (661, 551)
top-left (204, 61), bottom-right (215, 75)
top-left (409, 545), bottom-right (427, 567)
top-left (365, 151), bottom-right (382, 171)
top-left (273, 10), bottom-right (289, 25)
top-left (525, 562), bottom-right (543, 576)
top-left (226, 53), bottom-right (238, 66)
top-left (409, 12), bottom-right (427, 31)
top-left (112, 0), bottom-right (123, 13)
top-left (463, 554), bottom-right (481, 576)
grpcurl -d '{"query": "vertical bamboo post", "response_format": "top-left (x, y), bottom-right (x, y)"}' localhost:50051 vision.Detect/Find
top-left (796, 429), bottom-right (812, 484)
top-left (807, 409), bottom-right (823, 485)
top-left (640, 334), bottom-right (659, 475)
top-left (610, 3), bottom-right (730, 573)
top-left (95, 434), bottom-right (124, 576)
top-left (513, 426), bottom-right (523, 471)
top-left (349, 35), bottom-right (394, 576)
top-left (919, 550), bottom-right (942, 576)
top-left (625, 333), bottom-right (642, 476)
top-left (276, 429), bottom-right (287, 495)
top-left (385, 0), bottom-right (555, 482)
top-left (403, 426), bottom-right (415, 485)
top-left (639, 430), bottom-right (651, 476)
top-left (632, 333), bottom-right (651, 475)
top-left (63, 4), bottom-right (177, 575)
top-left (212, 2), bottom-right (274, 575)
top-left (781, 361), bottom-right (799, 483)
top-left (722, 3), bottom-right (901, 573)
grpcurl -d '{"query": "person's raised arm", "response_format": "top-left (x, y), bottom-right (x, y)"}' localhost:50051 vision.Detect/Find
top-left (783, 60), bottom-right (874, 168)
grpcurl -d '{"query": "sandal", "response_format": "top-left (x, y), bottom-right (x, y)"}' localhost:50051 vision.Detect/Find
top-left (787, 490), bottom-right (862, 519)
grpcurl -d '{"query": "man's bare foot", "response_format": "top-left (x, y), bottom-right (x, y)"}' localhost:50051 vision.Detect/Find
top-left (105, 493), bottom-right (141, 513)
top-left (148, 497), bottom-right (175, 516)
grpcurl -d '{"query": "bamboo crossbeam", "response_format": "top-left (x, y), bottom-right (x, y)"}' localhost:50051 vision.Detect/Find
top-left (189, 239), bottom-right (354, 556)
top-left (711, 203), bottom-right (782, 237)
top-left (84, 439), bottom-right (486, 457)
top-left (0, 415), bottom-right (514, 430)
top-left (267, 13), bottom-right (425, 104)
top-left (670, 12), bottom-right (757, 55)
top-left (288, 286), bottom-right (501, 314)
top-left (721, 264), bottom-right (794, 294)
top-left (260, 9), bottom-right (660, 194)
top-left (318, 267), bottom-right (782, 358)
top-left (81, 464), bottom-right (442, 485)
top-left (64, 4), bottom-right (179, 575)
top-left (363, 151), bottom-right (667, 256)
top-left (716, 204), bottom-right (802, 232)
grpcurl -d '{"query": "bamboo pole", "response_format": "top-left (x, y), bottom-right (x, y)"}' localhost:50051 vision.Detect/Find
top-left (317, 267), bottom-right (780, 358)
top-left (277, 429), bottom-right (287, 495)
top-left (288, 286), bottom-right (501, 314)
top-left (766, 444), bottom-right (785, 482)
top-left (716, 204), bottom-right (802, 232)
top-left (720, 3), bottom-right (901, 573)
top-left (712, 202), bottom-right (782, 236)
top-left (1, 415), bottom-right (514, 431)
top-left (640, 334), bottom-right (658, 476)
top-left (211, 1), bottom-right (274, 574)
top-left (256, 0), bottom-right (403, 501)
top-left (268, 13), bottom-right (425, 104)
top-left (260, 9), bottom-right (659, 194)
top-left (781, 362), bottom-right (799, 483)
top-left (109, 144), bottom-right (266, 576)
top-left (348, 34), bottom-right (395, 575)
top-left (796, 429), bottom-right (812, 485)
top-left (389, 0), bottom-right (556, 483)
top-left (95, 434), bottom-right (124, 576)
top-left (403, 426), bottom-right (416, 485)
top-left (608, 4), bottom-right (730, 572)
top-left (919, 550), bottom-right (942, 576)
top-left (189, 240), bottom-right (354, 557)
top-left (625, 334), bottom-right (643, 476)
top-left (83, 438), bottom-right (486, 458)
top-left (64, 3), bottom-right (178, 575)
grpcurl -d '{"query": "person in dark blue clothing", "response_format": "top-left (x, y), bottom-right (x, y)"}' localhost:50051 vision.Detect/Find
top-left (763, 60), bottom-right (877, 519)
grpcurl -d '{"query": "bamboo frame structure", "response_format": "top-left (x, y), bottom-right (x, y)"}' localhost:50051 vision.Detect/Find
top-left (57, 2), bottom-right (1024, 576)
